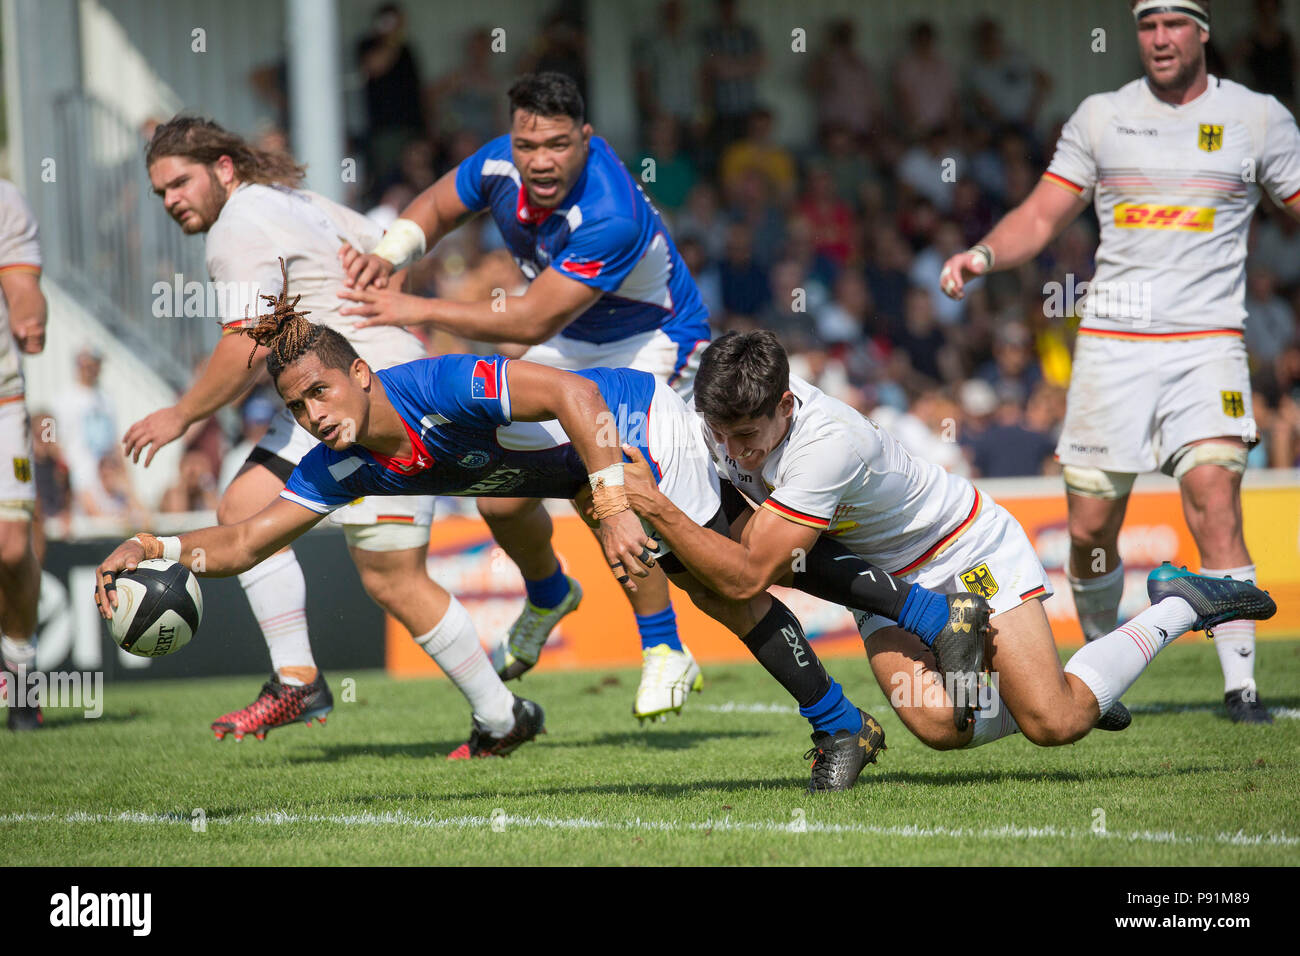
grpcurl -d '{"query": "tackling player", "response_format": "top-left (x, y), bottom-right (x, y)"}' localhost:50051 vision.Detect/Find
top-left (336, 73), bottom-right (712, 722)
top-left (94, 291), bottom-right (988, 790)
top-left (940, 0), bottom-right (1300, 722)
top-left (618, 331), bottom-right (1277, 753)
top-left (127, 119), bottom-right (524, 749)
top-left (0, 179), bottom-right (48, 731)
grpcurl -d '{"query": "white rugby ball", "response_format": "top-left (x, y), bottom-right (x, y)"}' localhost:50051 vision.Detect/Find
top-left (109, 558), bottom-right (203, 657)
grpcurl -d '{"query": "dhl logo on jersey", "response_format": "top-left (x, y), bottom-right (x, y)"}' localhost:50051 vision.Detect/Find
top-left (1114, 203), bottom-right (1215, 231)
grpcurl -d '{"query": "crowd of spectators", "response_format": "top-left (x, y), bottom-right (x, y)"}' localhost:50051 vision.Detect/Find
top-left (33, 0), bottom-right (1300, 532)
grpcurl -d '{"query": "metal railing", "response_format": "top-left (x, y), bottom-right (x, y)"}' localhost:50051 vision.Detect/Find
top-left (49, 92), bottom-right (218, 389)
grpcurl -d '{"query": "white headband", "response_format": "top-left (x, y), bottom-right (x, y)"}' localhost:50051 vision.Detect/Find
top-left (1133, 0), bottom-right (1210, 34)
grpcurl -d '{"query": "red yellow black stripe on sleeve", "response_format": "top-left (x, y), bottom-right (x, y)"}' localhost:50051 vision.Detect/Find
top-left (1042, 172), bottom-right (1084, 195)
top-left (1284, 186), bottom-right (1300, 206)
top-left (761, 497), bottom-right (830, 529)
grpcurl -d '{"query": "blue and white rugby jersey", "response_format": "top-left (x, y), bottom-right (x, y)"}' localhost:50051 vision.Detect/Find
top-left (281, 354), bottom-right (661, 512)
top-left (455, 135), bottom-right (709, 371)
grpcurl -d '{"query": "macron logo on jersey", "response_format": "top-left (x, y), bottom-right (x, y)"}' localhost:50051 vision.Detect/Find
top-left (471, 360), bottom-right (499, 400)
top-left (561, 257), bottom-right (605, 280)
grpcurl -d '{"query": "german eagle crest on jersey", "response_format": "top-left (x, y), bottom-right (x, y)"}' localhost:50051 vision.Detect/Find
top-left (960, 563), bottom-right (999, 600)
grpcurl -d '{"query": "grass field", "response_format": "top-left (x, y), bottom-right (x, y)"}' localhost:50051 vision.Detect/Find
top-left (3, 640), bottom-right (1298, 866)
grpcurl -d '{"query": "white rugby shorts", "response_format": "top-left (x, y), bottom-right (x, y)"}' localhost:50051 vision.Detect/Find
top-left (521, 329), bottom-right (706, 402)
top-left (1055, 332), bottom-right (1253, 475)
top-left (0, 399), bottom-right (35, 519)
top-left (854, 499), bottom-right (1052, 639)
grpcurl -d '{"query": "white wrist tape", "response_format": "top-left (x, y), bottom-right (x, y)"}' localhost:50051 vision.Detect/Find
top-left (371, 218), bottom-right (427, 271)
top-left (588, 463), bottom-right (625, 490)
top-left (133, 535), bottom-right (182, 563)
top-left (970, 243), bottom-right (995, 271)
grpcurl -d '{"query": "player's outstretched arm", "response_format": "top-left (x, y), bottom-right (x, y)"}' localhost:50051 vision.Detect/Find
top-left (93, 498), bottom-right (322, 618)
top-left (340, 168), bottom-right (477, 290)
top-left (505, 360), bottom-right (658, 589)
top-left (122, 332), bottom-right (268, 467)
top-left (940, 177), bottom-right (1088, 300)
top-left (339, 261), bottom-right (601, 345)
top-left (621, 446), bottom-right (819, 601)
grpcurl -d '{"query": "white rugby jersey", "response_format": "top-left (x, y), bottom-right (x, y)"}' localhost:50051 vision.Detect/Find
top-left (0, 180), bottom-right (42, 400)
top-left (707, 375), bottom-right (981, 574)
top-left (1044, 76), bottom-right (1300, 338)
top-left (206, 183), bottom-right (426, 370)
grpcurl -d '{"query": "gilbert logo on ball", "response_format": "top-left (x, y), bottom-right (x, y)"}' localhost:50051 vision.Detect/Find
top-left (108, 559), bottom-right (203, 658)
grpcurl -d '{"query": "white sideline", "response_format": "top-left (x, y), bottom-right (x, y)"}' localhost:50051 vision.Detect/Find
top-left (1, 810), bottom-right (1295, 847)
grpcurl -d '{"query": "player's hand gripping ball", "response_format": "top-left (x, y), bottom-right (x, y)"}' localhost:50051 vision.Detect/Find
top-left (105, 559), bottom-right (203, 658)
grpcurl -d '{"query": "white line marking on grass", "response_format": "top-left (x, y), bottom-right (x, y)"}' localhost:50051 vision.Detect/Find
top-left (704, 700), bottom-right (1300, 720)
top-left (1127, 703), bottom-right (1300, 720)
top-left (2, 811), bottom-right (1295, 847)
top-left (701, 701), bottom-right (799, 714)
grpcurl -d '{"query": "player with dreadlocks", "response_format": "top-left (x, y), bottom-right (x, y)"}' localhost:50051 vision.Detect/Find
top-left (127, 116), bottom-right (531, 747)
top-left (93, 268), bottom-right (1008, 792)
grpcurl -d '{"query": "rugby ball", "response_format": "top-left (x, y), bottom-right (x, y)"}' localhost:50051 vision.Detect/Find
top-left (108, 559), bottom-right (203, 658)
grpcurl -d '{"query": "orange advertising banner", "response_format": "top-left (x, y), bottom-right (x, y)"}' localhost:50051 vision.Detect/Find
top-left (386, 476), bottom-right (1300, 676)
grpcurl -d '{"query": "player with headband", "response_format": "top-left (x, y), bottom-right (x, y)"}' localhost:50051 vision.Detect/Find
top-left (940, 0), bottom-right (1300, 723)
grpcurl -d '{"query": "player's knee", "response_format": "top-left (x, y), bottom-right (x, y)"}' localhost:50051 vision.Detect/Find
top-left (916, 727), bottom-right (967, 751)
top-left (356, 565), bottom-right (403, 610)
top-left (0, 522), bottom-right (32, 570)
top-left (476, 497), bottom-right (536, 523)
top-left (1019, 709), bottom-right (1087, 747)
top-left (215, 495), bottom-right (243, 526)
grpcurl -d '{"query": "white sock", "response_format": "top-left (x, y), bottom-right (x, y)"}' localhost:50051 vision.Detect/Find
top-left (1201, 565), bottom-right (1257, 694)
top-left (238, 551), bottom-right (314, 685)
top-left (964, 683), bottom-right (1021, 748)
top-left (1, 635), bottom-right (35, 704)
top-left (415, 596), bottom-right (515, 735)
top-left (1, 634), bottom-right (35, 673)
top-left (1068, 563), bottom-right (1125, 642)
top-left (1063, 596), bottom-right (1196, 715)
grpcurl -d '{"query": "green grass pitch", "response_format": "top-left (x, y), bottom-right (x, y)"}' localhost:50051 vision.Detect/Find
top-left (3, 641), bottom-right (1298, 866)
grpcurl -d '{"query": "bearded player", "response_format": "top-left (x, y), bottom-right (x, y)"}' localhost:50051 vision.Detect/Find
top-left (126, 119), bottom-right (531, 751)
top-left (941, 0), bottom-right (1300, 723)
top-left (336, 73), bottom-right (712, 722)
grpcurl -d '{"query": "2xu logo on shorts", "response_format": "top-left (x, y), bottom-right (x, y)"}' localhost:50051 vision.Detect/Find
top-left (49, 886), bottom-right (151, 936)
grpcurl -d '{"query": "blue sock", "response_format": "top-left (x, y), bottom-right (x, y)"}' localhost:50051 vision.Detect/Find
top-left (799, 680), bottom-right (862, 736)
top-left (525, 567), bottom-right (571, 610)
top-left (635, 605), bottom-right (682, 652)
top-left (898, 583), bottom-right (949, 647)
